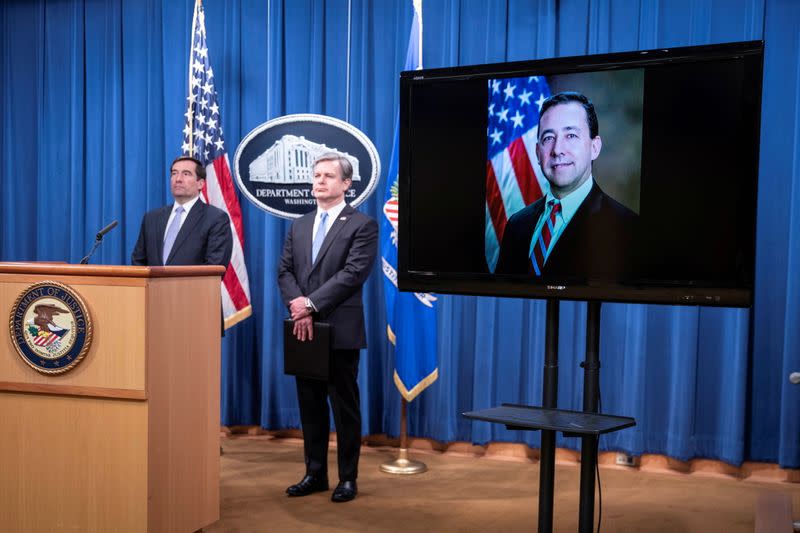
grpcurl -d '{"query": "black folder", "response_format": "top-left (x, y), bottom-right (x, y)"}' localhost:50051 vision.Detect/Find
top-left (283, 319), bottom-right (331, 380)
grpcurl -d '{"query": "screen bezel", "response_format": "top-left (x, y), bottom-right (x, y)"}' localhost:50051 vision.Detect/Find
top-left (397, 41), bottom-right (764, 307)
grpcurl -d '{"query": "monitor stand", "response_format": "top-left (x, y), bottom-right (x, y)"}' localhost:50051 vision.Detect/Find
top-left (463, 300), bottom-right (636, 533)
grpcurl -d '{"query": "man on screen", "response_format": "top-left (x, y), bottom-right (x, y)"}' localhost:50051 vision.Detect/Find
top-left (278, 153), bottom-right (378, 503)
top-left (495, 91), bottom-right (637, 279)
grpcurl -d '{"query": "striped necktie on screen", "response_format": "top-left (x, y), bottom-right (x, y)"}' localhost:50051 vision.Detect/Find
top-left (531, 200), bottom-right (561, 276)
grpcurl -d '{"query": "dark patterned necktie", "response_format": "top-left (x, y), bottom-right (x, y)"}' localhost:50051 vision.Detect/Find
top-left (531, 200), bottom-right (561, 276)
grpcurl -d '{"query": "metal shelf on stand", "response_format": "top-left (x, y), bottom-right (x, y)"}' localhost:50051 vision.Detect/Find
top-left (461, 300), bottom-right (636, 533)
top-left (463, 403), bottom-right (635, 436)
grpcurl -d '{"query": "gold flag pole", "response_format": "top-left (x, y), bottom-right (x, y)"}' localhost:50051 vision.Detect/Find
top-left (380, 397), bottom-right (427, 474)
top-left (381, 0), bottom-right (427, 477)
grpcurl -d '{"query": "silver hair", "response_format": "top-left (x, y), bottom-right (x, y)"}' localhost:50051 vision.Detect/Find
top-left (313, 152), bottom-right (353, 181)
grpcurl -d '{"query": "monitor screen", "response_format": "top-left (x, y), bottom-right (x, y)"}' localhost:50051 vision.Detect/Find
top-left (398, 41), bottom-right (763, 307)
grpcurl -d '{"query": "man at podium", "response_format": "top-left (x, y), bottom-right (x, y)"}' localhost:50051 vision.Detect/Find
top-left (131, 155), bottom-right (232, 267)
top-left (278, 153), bottom-right (378, 503)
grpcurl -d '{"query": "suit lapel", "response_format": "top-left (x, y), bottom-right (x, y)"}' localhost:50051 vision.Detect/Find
top-left (166, 201), bottom-right (205, 265)
top-left (522, 200), bottom-right (546, 275)
top-left (555, 182), bottom-right (600, 246)
top-left (155, 206), bottom-right (172, 266)
top-left (545, 183), bottom-right (600, 270)
top-left (310, 205), bottom-right (354, 271)
top-left (297, 211), bottom-right (315, 275)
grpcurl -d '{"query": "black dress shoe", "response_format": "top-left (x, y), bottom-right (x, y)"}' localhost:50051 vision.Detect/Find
top-left (286, 474), bottom-right (329, 496)
top-left (331, 480), bottom-right (357, 502)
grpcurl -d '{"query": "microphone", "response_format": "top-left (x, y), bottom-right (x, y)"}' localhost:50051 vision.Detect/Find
top-left (96, 220), bottom-right (118, 240)
top-left (790, 373), bottom-right (800, 385)
top-left (80, 219), bottom-right (119, 265)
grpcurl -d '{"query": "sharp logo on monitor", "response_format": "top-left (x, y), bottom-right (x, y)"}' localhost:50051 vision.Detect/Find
top-left (233, 114), bottom-right (380, 219)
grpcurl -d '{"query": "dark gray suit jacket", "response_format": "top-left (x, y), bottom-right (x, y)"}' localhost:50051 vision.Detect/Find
top-left (131, 200), bottom-right (233, 267)
top-left (495, 181), bottom-right (637, 280)
top-left (278, 205), bottom-right (378, 350)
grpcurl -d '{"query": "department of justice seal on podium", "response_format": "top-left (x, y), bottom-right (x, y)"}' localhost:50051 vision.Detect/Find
top-left (8, 281), bottom-right (93, 375)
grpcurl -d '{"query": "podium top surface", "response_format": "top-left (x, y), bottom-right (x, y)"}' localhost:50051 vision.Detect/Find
top-left (0, 262), bottom-right (225, 278)
top-left (463, 403), bottom-right (636, 435)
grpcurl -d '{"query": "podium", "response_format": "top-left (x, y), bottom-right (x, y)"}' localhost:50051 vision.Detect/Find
top-left (0, 262), bottom-right (224, 532)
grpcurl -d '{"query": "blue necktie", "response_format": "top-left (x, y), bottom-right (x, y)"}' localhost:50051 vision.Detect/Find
top-left (312, 211), bottom-right (328, 263)
top-left (162, 205), bottom-right (185, 265)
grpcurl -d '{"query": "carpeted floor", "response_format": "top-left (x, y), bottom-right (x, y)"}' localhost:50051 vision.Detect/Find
top-left (208, 435), bottom-right (800, 532)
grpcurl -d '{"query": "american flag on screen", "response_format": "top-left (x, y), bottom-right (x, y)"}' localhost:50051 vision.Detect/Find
top-left (183, 0), bottom-right (252, 328)
top-left (485, 76), bottom-right (551, 271)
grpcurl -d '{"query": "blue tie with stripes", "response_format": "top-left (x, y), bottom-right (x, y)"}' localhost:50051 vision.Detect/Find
top-left (531, 200), bottom-right (561, 276)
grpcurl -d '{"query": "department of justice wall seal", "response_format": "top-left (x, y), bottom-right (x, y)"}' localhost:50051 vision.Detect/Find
top-left (8, 281), bottom-right (93, 375)
top-left (233, 113), bottom-right (380, 219)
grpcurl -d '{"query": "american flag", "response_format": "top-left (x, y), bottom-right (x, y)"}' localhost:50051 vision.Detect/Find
top-left (485, 76), bottom-right (551, 271)
top-left (34, 332), bottom-right (59, 347)
top-left (183, 0), bottom-right (252, 328)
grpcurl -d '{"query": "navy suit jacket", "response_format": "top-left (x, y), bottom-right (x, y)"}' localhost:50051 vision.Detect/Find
top-left (131, 200), bottom-right (233, 267)
top-left (278, 204), bottom-right (378, 350)
top-left (495, 181), bottom-right (637, 280)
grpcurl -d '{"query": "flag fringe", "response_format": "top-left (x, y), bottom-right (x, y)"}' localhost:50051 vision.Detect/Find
top-left (394, 368), bottom-right (438, 402)
top-left (224, 305), bottom-right (252, 330)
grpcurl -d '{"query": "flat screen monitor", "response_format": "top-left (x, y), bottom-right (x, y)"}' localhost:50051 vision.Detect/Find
top-left (397, 41), bottom-right (764, 307)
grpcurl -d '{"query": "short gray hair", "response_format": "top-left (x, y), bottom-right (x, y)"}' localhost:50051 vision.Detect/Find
top-left (313, 152), bottom-right (353, 181)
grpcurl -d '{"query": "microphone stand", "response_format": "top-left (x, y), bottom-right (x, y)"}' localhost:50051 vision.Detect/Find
top-left (80, 237), bottom-right (105, 265)
top-left (80, 220), bottom-right (118, 264)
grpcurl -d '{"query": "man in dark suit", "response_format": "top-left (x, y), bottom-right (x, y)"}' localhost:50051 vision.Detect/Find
top-left (495, 92), bottom-right (637, 279)
top-left (131, 156), bottom-right (232, 457)
top-left (278, 152), bottom-right (378, 503)
top-left (131, 156), bottom-right (232, 268)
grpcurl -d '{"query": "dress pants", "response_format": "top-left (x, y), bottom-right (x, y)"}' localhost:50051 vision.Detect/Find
top-left (296, 348), bottom-right (361, 482)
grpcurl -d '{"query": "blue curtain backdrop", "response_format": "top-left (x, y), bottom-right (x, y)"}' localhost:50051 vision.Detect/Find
top-left (1, 0), bottom-right (798, 468)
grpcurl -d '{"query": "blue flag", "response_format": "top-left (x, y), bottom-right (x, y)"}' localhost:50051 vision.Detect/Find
top-left (381, 0), bottom-right (437, 402)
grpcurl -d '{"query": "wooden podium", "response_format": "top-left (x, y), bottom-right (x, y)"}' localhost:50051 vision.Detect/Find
top-left (0, 262), bottom-right (224, 532)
